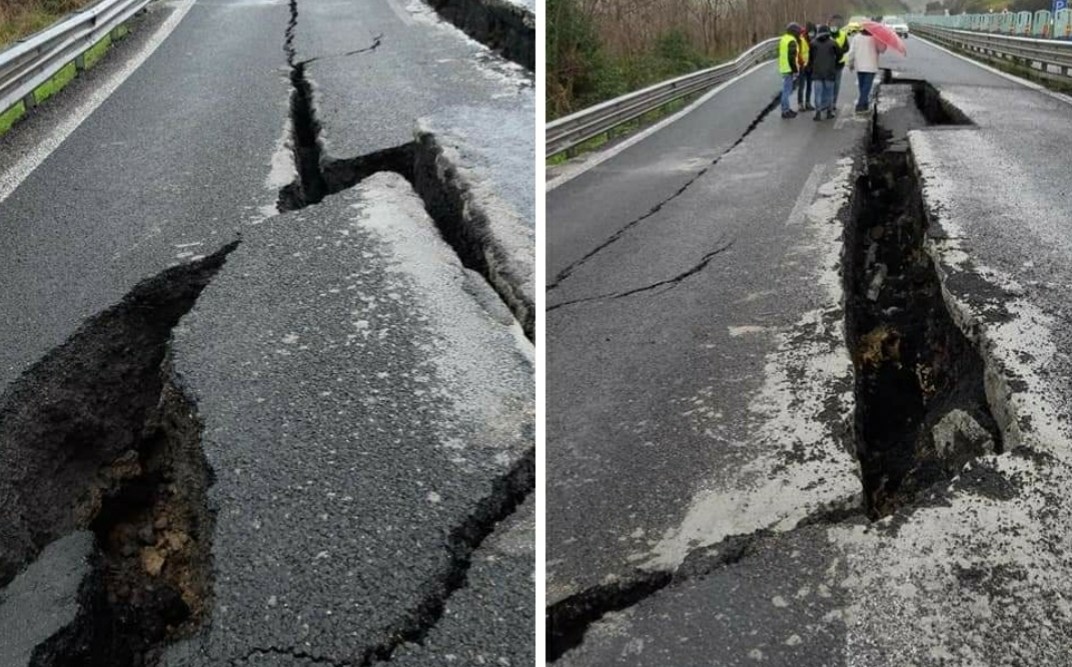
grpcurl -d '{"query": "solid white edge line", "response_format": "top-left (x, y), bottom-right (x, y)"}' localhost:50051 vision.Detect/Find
top-left (916, 34), bottom-right (1072, 107)
top-left (0, 0), bottom-right (197, 205)
top-left (545, 59), bottom-right (775, 192)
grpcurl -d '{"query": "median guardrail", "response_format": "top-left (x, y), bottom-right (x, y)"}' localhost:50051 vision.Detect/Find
top-left (0, 0), bottom-right (150, 133)
top-left (909, 9), bottom-right (1072, 39)
top-left (546, 37), bottom-right (780, 158)
top-left (910, 23), bottom-right (1072, 82)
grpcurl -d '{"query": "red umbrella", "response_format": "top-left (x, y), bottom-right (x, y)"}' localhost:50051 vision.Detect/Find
top-left (861, 20), bottom-right (907, 56)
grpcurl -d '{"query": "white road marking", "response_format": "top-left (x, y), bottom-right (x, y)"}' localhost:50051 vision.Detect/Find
top-left (546, 60), bottom-right (775, 192)
top-left (785, 164), bottom-right (827, 226)
top-left (0, 0), bottom-right (196, 205)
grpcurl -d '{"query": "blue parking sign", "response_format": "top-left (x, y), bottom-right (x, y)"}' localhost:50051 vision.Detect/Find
top-left (1056, 0), bottom-right (1068, 11)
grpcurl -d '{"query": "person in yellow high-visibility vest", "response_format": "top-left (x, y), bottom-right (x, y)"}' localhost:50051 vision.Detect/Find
top-left (778, 23), bottom-right (803, 118)
top-left (829, 14), bottom-right (850, 114)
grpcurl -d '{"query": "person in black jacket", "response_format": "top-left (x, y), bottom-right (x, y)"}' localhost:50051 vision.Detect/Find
top-left (809, 25), bottom-right (841, 121)
top-left (828, 14), bottom-right (849, 114)
top-left (797, 22), bottom-right (817, 112)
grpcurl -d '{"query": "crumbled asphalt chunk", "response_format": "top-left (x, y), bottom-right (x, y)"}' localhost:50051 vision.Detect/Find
top-left (161, 173), bottom-right (532, 665)
top-left (0, 532), bottom-right (100, 667)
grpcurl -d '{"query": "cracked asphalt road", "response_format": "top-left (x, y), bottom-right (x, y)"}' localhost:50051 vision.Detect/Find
top-left (549, 38), bottom-right (1072, 666)
top-left (0, 0), bottom-right (533, 663)
top-left (546, 63), bottom-right (870, 605)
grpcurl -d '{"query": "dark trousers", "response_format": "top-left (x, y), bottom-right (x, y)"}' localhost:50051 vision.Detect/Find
top-left (814, 78), bottom-right (835, 112)
top-left (797, 70), bottom-right (813, 107)
top-left (856, 71), bottom-right (877, 111)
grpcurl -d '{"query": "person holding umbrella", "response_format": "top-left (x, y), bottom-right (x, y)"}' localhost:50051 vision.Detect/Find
top-left (846, 27), bottom-right (886, 114)
top-left (846, 19), bottom-right (907, 114)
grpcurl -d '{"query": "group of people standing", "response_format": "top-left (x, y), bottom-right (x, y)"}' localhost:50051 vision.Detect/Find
top-left (778, 15), bottom-right (887, 121)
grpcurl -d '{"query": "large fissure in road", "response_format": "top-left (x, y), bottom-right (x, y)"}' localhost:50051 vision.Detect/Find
top-left (425, 0), bottom-right (535, 70)
top-left (0, 244), bottom-right (236, 665)
top-left (844, 80), bottom-right (996, 519)
top-left (277, 6), bottom-right (533, 339)
top-left (544, 80), bottom-right (998, 663)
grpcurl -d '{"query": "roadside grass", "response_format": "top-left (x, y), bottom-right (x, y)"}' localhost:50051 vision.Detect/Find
top-left (0, 0), bottom-right (96, 49)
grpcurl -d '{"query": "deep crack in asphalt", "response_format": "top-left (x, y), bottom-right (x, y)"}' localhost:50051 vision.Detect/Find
top-left (0, 243), bottom-right (237, 666)
top-left (278, 2), bottom-right (533, 340)
top-left (844, 80), bottom-right (998, 519)
top-left (547, 240), bottom-right (734, 311)
top-left (544, 79), bottom-right (997, 663)
top-left (547, 94), bottom-right (779, 294)
top-left (425, 0), bottom-right (535, 70)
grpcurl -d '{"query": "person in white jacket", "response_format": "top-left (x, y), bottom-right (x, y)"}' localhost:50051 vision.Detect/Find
top-left (846, 29), bottom-right (886, 114)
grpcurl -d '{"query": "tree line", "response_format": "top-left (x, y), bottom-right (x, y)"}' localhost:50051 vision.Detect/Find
top-left (548, 0), bottom-right (909, 120)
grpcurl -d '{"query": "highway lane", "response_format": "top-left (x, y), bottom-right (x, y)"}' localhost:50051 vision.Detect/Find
top-left (551, 38), bottom-right (1072, 665)
top-left (0, 0), bottom-right (534, 663)
top-left (546, 62), bottom-right (778, 286)
top-left (0, 0), bottom-right (289, 391)
top-left (546, 64), bottom-right (870, 604)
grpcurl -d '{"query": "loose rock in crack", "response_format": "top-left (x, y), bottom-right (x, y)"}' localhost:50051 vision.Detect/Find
top-left (0, 245), bottom-right (235, 665)
top-left (844, 82), bottom-right (997, 519)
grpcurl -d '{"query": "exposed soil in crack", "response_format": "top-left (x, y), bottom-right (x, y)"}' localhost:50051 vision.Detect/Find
top-left (845, 82), bottom-right (998, 519)
top-left (547, 240), bottom-right (733, 312)
top-left (0, 244), bottom-right (235, 665)
top-left (547, 94), bottom-right (779, 294)
top-left (425, 0), bottom-right (535, 70)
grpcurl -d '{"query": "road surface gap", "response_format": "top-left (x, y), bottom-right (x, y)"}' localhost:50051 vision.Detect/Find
top-left (424, 0), bottom-right (534, 70)
top-left (546, 531), bottom-right (777, 662)
top-left (276, 4), bottom-right (532, 340)
top-left (846, 85), bottom-right (998, 520)
top-left (880, 71), bottom-right (974, 126)
top-left (0, 244), bottom-right (236, 665)
top-left (278, 127), bottom-right (534, 340)
top-left (547, 94), bottom-right (779, 293)
top-left (282, 61), bottom-right (328, 207)
top-left (357, 448), bottom-right (534, 665)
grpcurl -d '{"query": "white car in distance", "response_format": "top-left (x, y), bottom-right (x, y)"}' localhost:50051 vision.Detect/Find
top-left (883, 15), bottom-right (910, 38)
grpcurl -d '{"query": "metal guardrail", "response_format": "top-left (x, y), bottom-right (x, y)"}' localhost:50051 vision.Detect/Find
top-left (546, 37), bottom-right (780, 158)
top-left (911, 23), bottom-right (1072, 81)
top-left (0, 0), bottom-right (150, 117)
top-left (908, 9), bottom-right (1072, 39)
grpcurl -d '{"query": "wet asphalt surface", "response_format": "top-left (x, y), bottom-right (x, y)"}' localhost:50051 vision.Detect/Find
top-left (551, 38), bottom-right (1072, 665)
top-left (546, 65), bottom-right (869, 603)
top-left (0, 0), bottom-right (534, 663)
